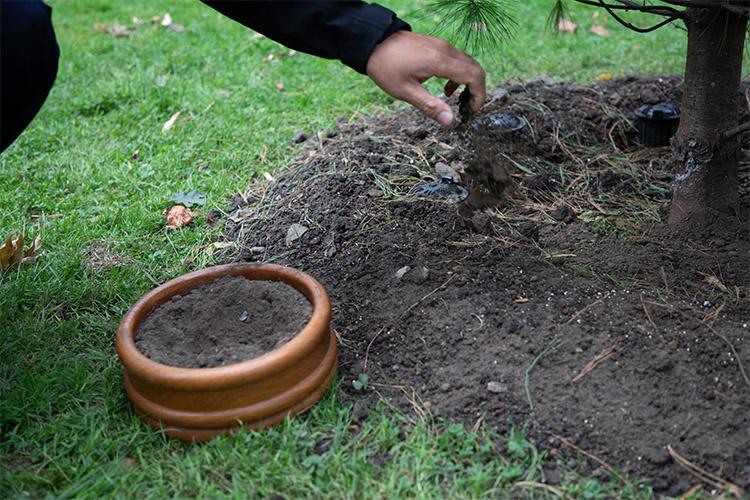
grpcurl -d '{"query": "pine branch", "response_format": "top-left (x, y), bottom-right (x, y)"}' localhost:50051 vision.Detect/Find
top-left (427, 0), bottom-right (516, 55)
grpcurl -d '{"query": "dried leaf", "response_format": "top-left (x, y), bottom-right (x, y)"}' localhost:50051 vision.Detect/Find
top-left (169, 190), bottom-right (206, 207)
top-left (164, 205), bottom-right (193, 229)
top-left (514, 296), bottom-right (529, 304)
top-left (275, 82), bottom-right (285, 92)
top-left (1, 231), bottom-right (42, 271)
top-left (262, 172), bottom-right (275, 182)
top-left (558, 19), bottom-right (577, 33)
top-left (108, 23), bottom-right (135, 38)
top-left (162, 111), bottom-right (181, 132)
top-left (590, 24), bottom-right (609, 37)
top-left (596, 72), bottom-right (613, 81)
top-left (0, 234), bottom-right (14, 270)
top-left (167, 23), bottom-right (185, 32)
top-left (94, 23), bottom-right (108, 33)
top-left (699, 272), bottom-right (728, 292)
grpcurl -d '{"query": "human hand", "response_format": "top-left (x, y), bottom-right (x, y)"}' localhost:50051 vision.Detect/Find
top-left (366, 31), bottom-right (486, 126)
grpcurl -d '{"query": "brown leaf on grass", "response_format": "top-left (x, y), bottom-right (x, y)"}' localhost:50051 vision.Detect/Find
top-left (558, 19), bottom-right (577, 33)
top-left (0, 231), bottom-right (42, 271)
top-left (111, 24), bottom-right (134, 37)
top-left (162, 111), bottom-right (181, 132)
top-left (275, 82), bottom-right (285, 92)
top-left (164, 205), bottom-right (193, 229)
top-left (590, 24), bottom-right (609, 36)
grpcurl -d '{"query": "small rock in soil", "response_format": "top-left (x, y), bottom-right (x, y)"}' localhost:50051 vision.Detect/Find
top-left (516, 221), bottom-right (539, 241)
top-left (435, 162), bottom-right (461, 182)
top-left (291, 130), bottom-right (308, 144)
top-left (395, 266), bottom-right (411, 280)
top-left (486, 381), bottom-right (508, 394)
top-left (648, 447), bottom-right (672, 466)
top-left (249, 246), bottom-right (265, 255)
top-left (467, 212), bottom-right (494, 235)
top-left (440, 383), bottom-right (450, 392)
top-left (285, 223), bottom-right (309, 246)
top-left (409, 266), bottom-right (429, 283)
top-left (366, 188), bottom-right (383, 198)
top-left (239, 310), bottom-right (249, 322)
top-left (551, 205), bottom-right (577, 223)
top-left (324, 244), bottom-right (337, 258)
top-left (350, 401), bottom-right (369, 424)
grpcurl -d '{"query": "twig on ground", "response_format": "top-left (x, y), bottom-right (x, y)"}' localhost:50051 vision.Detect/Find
top-left (571, 344), bottom-right (617, 383)
top-left (525, 336), bottom-right (565, 410)
top-left (640, 294), bottom-right (656, 328)
top-left (667, 445), bottom-right (745, 498)
top-left (556, 435), bottom-right (628, 484)
top-left (399, 275), bottom-right (456, 319)
top-left (659, 267), bottom-right (670, 295)
top-left (567, 292), bottom-right (610, 324)
top-left (363, 327), bottom-right (386, 372)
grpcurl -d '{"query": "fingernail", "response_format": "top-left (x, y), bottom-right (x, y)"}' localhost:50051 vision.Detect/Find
top-left (437, 110), bottom-right (453, 125)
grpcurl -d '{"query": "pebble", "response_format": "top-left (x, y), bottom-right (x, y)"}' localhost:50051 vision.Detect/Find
top-left (486, 381), bottom-right (508, 394)
top-left (440, 383), bottom-right (450, 392)
top-left (291, 130), bottom-right (307, 143)
top-left (395, 266), bottom-right (411, 280)
top-left (285, 223), bottom-right (308, 245)
top-left (366, 188), bottom-right (383, 198)
top-left (248, 246), bottom-right (265, 255)
top-left (434, 162), bottom-right (461, 182)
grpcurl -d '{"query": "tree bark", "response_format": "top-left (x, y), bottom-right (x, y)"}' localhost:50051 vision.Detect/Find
top-left (669, 8), bottom-right (747, 223)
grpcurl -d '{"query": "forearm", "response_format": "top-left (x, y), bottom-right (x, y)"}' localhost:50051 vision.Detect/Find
top-left (200, 1), bottom-right (410, 74)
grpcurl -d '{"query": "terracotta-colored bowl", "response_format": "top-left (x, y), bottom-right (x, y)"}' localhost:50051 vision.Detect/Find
top-left (115, 263), bottom-right (337, 442)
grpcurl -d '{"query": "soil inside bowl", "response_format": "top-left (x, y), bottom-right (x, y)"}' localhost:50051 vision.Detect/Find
top-left (135, 276), bottom-right (312, 368)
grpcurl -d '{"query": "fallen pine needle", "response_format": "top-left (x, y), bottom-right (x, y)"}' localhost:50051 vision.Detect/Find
top-left (571, 344), bottom-right (617, 383)
top-left (667, 445), bottom-right (745, 497)
top-left (557, 435), bottom-right (627, 484)
top-left (514, 481), bottom-right (564, 497)
top-left (399, 275), bottom-right (455, 319)
top-left (567, 292), bottom-right (610, 324)
top-left (525, 336), bottom-right (565, 410)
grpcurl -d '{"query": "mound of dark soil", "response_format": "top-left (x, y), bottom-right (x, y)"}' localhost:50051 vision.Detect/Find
top-left (224, 77), bottom-right (749, 495)
top-left (136, 277), bottom-right (311, 368)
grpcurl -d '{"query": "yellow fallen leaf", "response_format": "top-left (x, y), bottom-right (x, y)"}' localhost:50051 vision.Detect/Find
top-left (162, 111), bottom-right (181, 132)
top-left (164, 205), bottom-right (193, 229)
top-left (596, 72), bottom-right (613, 81)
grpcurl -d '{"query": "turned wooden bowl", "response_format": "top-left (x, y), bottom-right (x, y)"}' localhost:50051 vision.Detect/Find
top-left (115, 263), bottom-right (337, 442)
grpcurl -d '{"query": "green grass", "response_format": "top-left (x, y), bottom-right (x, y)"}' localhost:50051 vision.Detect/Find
top-left (1, 0), bottom-right (689, 496)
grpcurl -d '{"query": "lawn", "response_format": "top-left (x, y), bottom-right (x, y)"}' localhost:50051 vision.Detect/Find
top-left (1, 0), bottom-right (688, 497)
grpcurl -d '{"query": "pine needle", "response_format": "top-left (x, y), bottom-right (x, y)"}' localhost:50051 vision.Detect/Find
top-left (427, 0), bottom-right (516, 55)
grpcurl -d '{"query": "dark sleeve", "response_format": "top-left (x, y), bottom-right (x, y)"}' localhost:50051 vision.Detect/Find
top-left (201, 1), bottom-right (411, 74)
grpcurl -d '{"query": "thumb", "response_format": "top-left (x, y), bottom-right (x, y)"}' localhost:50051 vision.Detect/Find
top-left (402, 83), bottom-right (454, 126)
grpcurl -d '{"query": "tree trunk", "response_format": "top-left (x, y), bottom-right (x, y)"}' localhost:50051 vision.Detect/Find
top-left (669, 8), bottom-right (747, 224)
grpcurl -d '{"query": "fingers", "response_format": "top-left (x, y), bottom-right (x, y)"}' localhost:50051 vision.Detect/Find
top-left (402, 82), bottom-right (454, 125)
top-left (435, 49), bottom-right (486, 112)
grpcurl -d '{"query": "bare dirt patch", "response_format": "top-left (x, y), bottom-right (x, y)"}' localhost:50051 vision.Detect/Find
top-left (223, 77), bottom-right (749, 496)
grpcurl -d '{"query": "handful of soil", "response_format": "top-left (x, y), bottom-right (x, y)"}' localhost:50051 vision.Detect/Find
top-left (135, 276), bottom-right (312, 368)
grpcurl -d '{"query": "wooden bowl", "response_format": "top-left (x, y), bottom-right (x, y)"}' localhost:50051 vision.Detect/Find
top-left (115, 263), bottom-right (337, 442)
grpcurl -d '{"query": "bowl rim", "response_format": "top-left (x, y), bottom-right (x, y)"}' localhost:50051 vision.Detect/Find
top-left (115, 262), bottom-right (331, 391)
